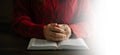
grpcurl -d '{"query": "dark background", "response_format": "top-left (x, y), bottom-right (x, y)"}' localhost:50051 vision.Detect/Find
top-left (0, 0), bottom-right (13, 33)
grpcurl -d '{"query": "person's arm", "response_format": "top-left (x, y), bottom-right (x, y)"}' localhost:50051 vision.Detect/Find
top-left (69, 0), bottom-right (91, 38)
top-left (13, 0), bottom-right (45, 39)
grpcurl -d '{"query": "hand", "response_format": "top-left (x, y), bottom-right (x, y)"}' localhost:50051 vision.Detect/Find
top-left (43, 23), bottom-right (71, 42)
top-left (44, 23), bottom-right (66, 41)
top-left (58, 24), bottom-right (72, 39)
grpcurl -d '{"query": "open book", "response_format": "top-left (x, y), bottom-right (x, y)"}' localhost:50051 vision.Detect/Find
top-left (27, 38), bottom-right (89, 50)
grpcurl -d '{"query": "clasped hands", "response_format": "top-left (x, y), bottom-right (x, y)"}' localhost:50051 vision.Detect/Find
top-left (44, 23), bottom-right (71, 42)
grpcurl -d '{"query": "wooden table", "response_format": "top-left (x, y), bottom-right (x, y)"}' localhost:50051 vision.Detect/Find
top-left (0, 33), bottom-right (96, 55)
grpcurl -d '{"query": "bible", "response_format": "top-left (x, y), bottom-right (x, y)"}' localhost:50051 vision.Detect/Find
top-left (27, 38), bottom-right (89, 50)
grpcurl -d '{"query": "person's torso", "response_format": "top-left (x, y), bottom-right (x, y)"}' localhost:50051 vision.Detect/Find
top-left (28, 0), bottom-right (79, 24)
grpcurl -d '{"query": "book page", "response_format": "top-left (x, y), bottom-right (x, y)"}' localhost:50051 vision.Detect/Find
top-left (27, 38), bottom-right (57, 50)
top-left (58, 38), bottom-right (89, 49)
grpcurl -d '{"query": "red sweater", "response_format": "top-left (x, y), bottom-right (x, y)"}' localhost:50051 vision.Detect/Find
top-left (13, 0), bottom-right (87, 39)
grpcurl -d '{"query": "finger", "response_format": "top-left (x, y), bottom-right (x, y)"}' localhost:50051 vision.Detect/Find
top-left (47, 24), bottom-right (61, 32)
top-left (45, 34), bottom-right (61, 41)
top-left (50, 23), bottom-right (57, 26)
top-left (50, 32), bottom-right (66, 38)
top-left (55, 33), bottom-right (66, 38)
top-left (50, 27), bottom-right (65, 33)
top-left (47, 32), bottom-right (67, 41)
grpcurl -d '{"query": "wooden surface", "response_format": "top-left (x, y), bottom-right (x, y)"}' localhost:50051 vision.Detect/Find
top-left (0, 33), bottom-right (96, 55)
top-left (0, 22), bottom-right (95, 55)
